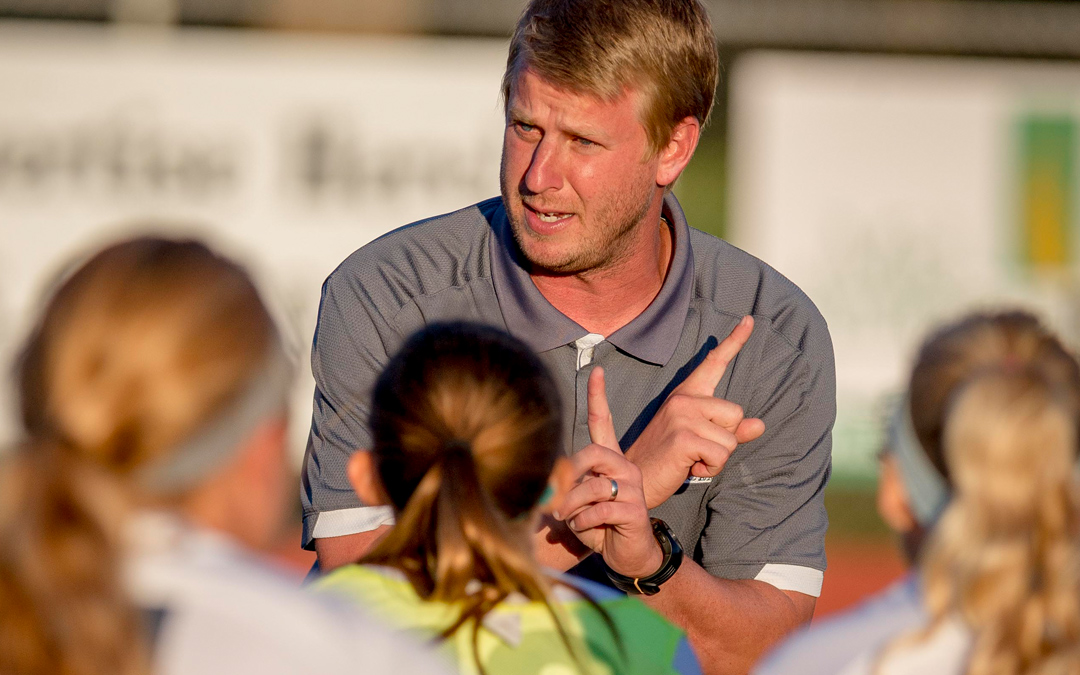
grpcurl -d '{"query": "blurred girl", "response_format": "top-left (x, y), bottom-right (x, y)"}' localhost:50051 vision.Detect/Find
top-left (0, 237), bottom-right (446, 675)
top-left (882, 357), bottom-right (1080, 673)
top-left (316, 321), bottom-right (699, 675)
top-left (756, 310), bottom-right (1080, 675)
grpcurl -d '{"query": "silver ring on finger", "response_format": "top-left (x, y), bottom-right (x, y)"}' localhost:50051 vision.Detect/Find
top-left (608, 478), bottom-right (619, 501)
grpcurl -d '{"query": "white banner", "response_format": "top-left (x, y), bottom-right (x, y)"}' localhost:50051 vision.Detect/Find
top-left (730, 51), bottom-right (1080, 480)
top-left (0, 21), bottom-right (509, 457)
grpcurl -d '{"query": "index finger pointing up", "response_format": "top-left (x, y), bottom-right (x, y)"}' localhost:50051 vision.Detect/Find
top-left (679, 316), bottom-right (754, 397)
top-left (587, 366), bottom-right (621, 451)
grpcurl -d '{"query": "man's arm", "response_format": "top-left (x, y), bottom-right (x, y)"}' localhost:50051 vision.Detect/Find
top-left (534, 506), bottom-right (815, 675)
top-left (534, 516), bottom-right (592, 570)
top-left (643, 562), bottom-right (815, 675)
top-left (314, 526), bottom-right (391, 573)
top-left (630, 310), bottom-right (833, 672)
top-left (304, 265), bottom-right (414, 564)
top-left (534, 512), bottom-right (813, 675)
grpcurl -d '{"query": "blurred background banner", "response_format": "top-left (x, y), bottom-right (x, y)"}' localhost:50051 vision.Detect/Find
top-left (0, 22), bottom-right (507, 454)
top-left (725, 51), bottom-right (1080, 615)
top-left (728, 52), bottom-right (1080, 486)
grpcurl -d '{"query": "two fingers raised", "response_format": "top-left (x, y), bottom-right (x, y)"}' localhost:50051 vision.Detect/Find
top-left (678, 315), bottom-right (754, 397)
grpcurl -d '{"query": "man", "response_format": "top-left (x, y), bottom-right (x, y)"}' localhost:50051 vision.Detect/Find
top-left (301, 0), bottom-right (835, 672)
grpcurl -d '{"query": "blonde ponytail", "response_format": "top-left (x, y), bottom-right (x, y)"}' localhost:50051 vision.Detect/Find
top-left (874, 312), bottom-right (1080, 675)
top-left (0, 440), bottom-right (148, 675)
top-left (919, 370), bottom-right (1080, 675)
top-left (368, 439), bottom-right (557, 639)
top-left (0, 236), bottom-right (276, 675)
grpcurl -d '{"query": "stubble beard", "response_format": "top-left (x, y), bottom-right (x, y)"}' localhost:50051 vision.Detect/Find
top-left (500, 163), bottom-right (656, 277)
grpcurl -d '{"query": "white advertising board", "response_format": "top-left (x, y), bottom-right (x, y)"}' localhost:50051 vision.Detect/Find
top-left (0, 21), bottom-right (509, 458)
top-left (730, 51), bottom-right (1080, 481)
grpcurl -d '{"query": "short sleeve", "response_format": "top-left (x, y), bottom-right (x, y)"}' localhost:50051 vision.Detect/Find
top-left (300, 269), bottom-right (419, 549)
top-left (696, 311), bottom-right (835, 591)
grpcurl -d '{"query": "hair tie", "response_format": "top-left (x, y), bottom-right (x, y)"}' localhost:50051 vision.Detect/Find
top-left (1000, 354), bottom-right (1025, 373)
top-left (136, 339), bottom-right (294, 494)
top-left (444, 438), bottom-right (472, 455)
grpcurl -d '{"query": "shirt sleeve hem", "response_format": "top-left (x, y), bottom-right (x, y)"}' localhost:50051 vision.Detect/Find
top-left (306, 506), bottom-right (396, 547)
top-left (753, 563), bottom-right (823, 597)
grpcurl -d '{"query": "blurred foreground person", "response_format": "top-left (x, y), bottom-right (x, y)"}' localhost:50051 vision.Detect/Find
top-left (316, 322), bottom-right (701, 675)
top-left (756, 310), bottom-right (1080, 675)
top-left (0, 237), bottom-right (448, 675)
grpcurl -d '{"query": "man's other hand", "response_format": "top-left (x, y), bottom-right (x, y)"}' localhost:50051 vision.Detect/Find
top-left (626, 316), bottom-right (766, 509)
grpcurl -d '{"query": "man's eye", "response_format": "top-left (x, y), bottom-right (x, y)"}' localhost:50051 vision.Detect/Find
top-left (515, 122), bottom-right (537, 133)
top-left (575, 137), bottom-right (596, 146)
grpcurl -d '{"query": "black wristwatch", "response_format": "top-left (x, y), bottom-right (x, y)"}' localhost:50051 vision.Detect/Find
top-left (604, 518), bottom-right (683, 596)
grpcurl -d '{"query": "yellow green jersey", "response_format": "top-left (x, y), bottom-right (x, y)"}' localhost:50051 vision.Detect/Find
top-left (315, 564), bottom-right (701, 675)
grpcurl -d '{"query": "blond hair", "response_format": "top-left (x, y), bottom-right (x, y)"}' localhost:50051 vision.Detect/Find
top-left (501, 0), bottom-right (719, 155)
top-left (880, 311), bottom-right (1080, 674)
top-left (919, 368), bottom-right (1080, 674)
top-left (908, 311), bottom-right (1080, 483)
top-left (0, 237), bottom-right (277, 675)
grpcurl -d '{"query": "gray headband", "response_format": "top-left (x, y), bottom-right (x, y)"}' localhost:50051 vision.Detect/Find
top-left (137, 340), bottom-right (295, 494)
top-left (887, 396), bottom-right (951, 529)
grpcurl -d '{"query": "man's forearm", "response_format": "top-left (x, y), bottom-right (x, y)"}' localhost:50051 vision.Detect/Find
top-left (534, 511), bottom-right (815, 674)
top-left (533, 515), bottom-right (592, 571)
top-left (643, 560), bottom-right (816, 675)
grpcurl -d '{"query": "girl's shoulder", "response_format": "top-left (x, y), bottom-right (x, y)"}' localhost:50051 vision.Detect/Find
top-left (315, 565), bottom-right (699, 675)
top-left (547, 573), bottom-right (699, 675)
top-left (313, 563), bottom-right (456, 630)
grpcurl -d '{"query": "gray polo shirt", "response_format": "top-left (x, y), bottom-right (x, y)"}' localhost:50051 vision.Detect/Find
top-left (301, 193), bottom-right (835, 596)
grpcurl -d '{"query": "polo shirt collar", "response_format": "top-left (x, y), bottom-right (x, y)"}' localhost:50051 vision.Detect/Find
top-left (489, 192), bottom-right (694, 366)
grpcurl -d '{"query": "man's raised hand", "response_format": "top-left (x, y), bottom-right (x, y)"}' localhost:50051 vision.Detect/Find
top-left (554, 367), bottom-right (663, 578)
top-left (625, 316), bottom-right (766, 509)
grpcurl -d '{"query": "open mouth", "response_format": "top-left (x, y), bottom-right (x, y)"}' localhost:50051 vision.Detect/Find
top-left (524, 203), bottom-right (573, 224)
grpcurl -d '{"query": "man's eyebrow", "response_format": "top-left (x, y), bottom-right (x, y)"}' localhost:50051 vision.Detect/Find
top-left (564, 125), bottom-right (606, 141)
top-left (506, 108), bottom-right (606, 142)
top-left (507, 108), bottom-right (533, 124)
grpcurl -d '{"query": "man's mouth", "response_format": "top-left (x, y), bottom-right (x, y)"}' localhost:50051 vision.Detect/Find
top-left (524, 203), bottom-right (573, 223)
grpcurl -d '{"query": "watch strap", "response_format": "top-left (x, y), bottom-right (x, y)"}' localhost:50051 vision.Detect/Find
top-left (604, 518), bottom-right (684, 596)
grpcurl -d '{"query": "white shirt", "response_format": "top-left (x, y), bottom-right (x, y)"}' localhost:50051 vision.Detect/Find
top-left (839, 616), bottom-right (970, 675)
top-left (755, 573), bottom-right (972, 675)
top-left (125, 512), bottom-right (451, 675)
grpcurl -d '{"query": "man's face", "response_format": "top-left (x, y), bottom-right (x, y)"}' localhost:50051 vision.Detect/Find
top-left (500, 68), bottom-right (662, 274)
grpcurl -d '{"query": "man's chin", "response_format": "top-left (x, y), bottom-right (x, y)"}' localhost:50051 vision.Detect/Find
top-left (506, 211), bottom-right (595, 273)
top-left (512, 234), bottom-right (581, 274)
top-left (518, 242), bottom-right (571, 272)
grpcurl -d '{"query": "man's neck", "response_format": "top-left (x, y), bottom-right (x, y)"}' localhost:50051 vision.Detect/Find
top-left (530, 212), bottom-right (674, 337)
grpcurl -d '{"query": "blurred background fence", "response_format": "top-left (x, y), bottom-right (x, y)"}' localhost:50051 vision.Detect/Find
top-left (4, 0), bottom-right (1080, 617)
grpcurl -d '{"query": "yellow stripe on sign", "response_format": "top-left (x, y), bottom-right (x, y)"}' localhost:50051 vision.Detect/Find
top-left (1020, 116), bottom-right (1075, 272)
top-left (1027, 164), bottom-right (1069, 267)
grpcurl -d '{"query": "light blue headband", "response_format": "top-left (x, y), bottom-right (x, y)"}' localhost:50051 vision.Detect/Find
top-left (136, 340), bottom-right (294, 494)
top-left (887, 396), bottom-right (951, 529)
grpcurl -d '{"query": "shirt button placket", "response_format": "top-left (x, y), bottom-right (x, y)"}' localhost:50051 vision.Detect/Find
top-left (572, 333), bottom-right (605, 452)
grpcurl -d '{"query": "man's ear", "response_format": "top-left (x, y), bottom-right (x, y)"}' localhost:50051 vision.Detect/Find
top-left (877, 453), bottom-right (918, 534)
top-left (347, 450), bottom-right (388, 507)
top-left (655, 116), bottom-right (701, 188)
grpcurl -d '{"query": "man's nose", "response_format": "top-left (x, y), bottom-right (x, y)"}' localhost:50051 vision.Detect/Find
top-left (522, 138), bottom-right (563, 194)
